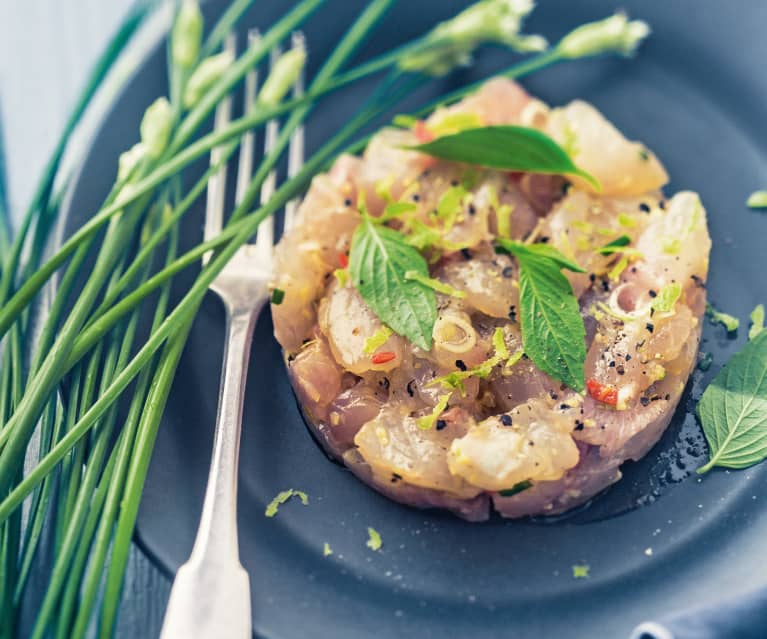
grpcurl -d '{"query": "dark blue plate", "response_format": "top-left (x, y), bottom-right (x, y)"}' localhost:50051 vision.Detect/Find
top-left (61, 1), bottom-right (767, 637)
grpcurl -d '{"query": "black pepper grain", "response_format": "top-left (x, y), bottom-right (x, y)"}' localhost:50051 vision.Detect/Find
top-left (502, 266), bottom-right (514, 278)
top-left (639, 202), bottom-right (651, 213)
top-left (648, 290), bottom-right (657, 298)
top-left (646, 322), bottom-right (654, 333)
top-left (461, 248), bottom-right (473, 260)
top-left (500, 414), bottom-right (513, 426)
top-left (640, 396), bottom-right (650, 407)
top-left (436, 419), bottom-right (447, 431)
top-left (406, 380), bottom-right (416, 397)
top-left (455, 359), bottom-right (467, 371)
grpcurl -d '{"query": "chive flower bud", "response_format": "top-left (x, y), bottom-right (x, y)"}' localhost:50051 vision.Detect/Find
top-left (556, 12), bottom-right (650, 60)
top-left (140, 97), bottom-right (173, 159)
top-left (183, 50), bottom-right (234, 109)
top-left (399, 0), bottom-right (547, 77)
top-left (257, 47), bottom-right (306, 107)
top-left (117, 142), bottom-right (146, 182)
top-left (172, 0), bottom-right (203, 69)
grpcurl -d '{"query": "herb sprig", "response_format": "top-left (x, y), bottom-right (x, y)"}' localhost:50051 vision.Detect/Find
top-left (497, 239), bottom-right (587, 392)
top-left (409, 125), bottom-right (599, 189)
top-left (697, 331), bottom-right (767, 473)
top-left (349, 212), bottom-right (437, 351)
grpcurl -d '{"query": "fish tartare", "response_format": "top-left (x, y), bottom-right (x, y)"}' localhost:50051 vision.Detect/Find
top-left (270, 78), bottom-right (710, 521)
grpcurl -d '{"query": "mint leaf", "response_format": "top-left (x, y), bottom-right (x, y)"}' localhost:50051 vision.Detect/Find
top-left (349, 215), bottom-right (437, 350)
top-left (497, 240), bottom-right (586, 392)
top-left (697, 331), bottom-right (767, 473)
top-left (408, 125), bottom-right (599, 189)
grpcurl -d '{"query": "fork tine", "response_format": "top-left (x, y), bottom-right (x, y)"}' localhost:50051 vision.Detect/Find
top-left (283, 31), bottom-right (306, 232)
top-left (204, 32), bottom-right (236, 258)
top-left (254, 43), bottom-right (282, 260)
top-left (235, 30), bottom-right (259, 207)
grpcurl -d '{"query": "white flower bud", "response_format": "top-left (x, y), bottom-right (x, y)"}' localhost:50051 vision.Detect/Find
top-left (172, 0), bottom-right (203, 69)
top-left (258, 47), bottom-right (306, 107)
top-left (140, 97), bottom-right (173, 159)
top-left (556, 12), bottom-right (650, 60)
top-left (400, 0), bottom-right (547, 77)
top-left (117, 142), bottom-right (146, 182)
top-left (183, 51), bottom-right (234, 109)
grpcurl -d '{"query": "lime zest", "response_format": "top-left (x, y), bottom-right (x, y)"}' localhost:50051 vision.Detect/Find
top-left (364, 326), bottom-right (394, 354)
top-left (265, 489), bottom-right (309, 518)
top-left (404, 271), bottom-right (466, 299)
top-left (416, 394), bottom-right (451, 430)
top-left (572, 564), bottom-right (590, 579)
top-left (366, 527), bottom-right (382, 551)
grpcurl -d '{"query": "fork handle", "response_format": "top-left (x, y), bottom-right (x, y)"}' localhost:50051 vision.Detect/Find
top-left (160, 306), bottom-right (259, 639)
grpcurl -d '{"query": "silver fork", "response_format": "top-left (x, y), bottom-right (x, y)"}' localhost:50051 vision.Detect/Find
top-left (159, 30), bottom-right (305, 639)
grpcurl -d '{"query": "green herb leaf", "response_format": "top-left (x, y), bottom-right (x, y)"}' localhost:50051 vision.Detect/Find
top-left (408, 125), bottom-right (599, 189)
top-left (498, 479), bottom-right (532, 497)
top-left (747, 190), bottom-right (767, 209)
top-left (497, 240), bottom-right (586, 392)
top-left (706, 303), bottom-right (739, 333)
top-left (749, 304), bottom-right (765, 340)
top-left (597, 234), bottom-right (631, 255)
top-left (349, 214), bottom-right (437, 350)
top-left (697, 331), bottom-right (767, 473)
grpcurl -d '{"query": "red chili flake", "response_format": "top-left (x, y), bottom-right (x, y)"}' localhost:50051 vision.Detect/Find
top-left (338, 253), bottom-right (349, 268)
top-left (414, 120), bottom-right (434, 143)
top-left (586, 378), bottom-right (618, 406)
top-left (371, 351), bottom-right (396, 365)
